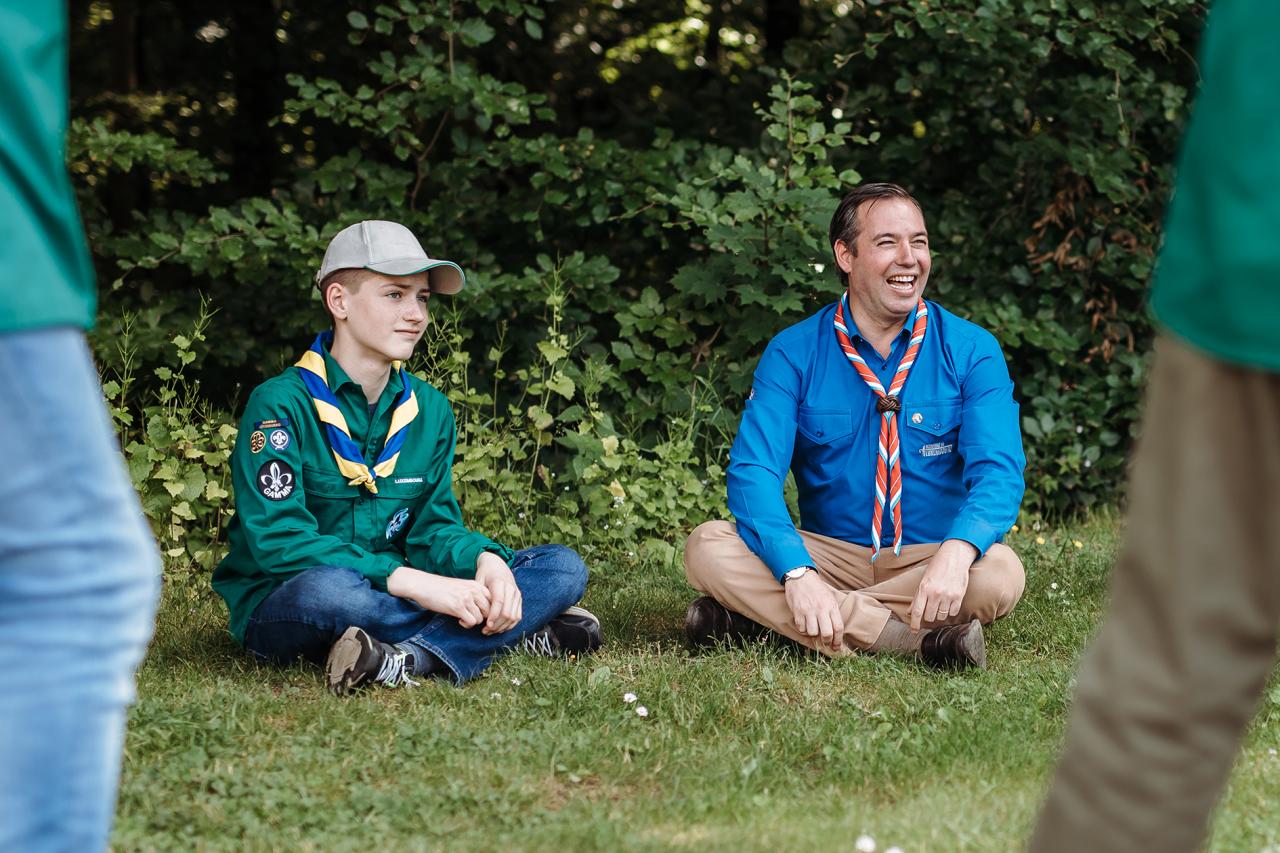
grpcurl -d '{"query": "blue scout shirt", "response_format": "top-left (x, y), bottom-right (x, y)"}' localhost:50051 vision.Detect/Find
top-left (727, 299), bottom-right (1025, 581)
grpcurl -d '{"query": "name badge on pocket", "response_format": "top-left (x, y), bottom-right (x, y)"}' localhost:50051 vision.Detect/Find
top-left (920, 442), bottom-right (954, 457)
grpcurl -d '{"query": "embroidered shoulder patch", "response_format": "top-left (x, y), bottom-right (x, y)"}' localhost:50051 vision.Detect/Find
top-left (253, 418), bottom-right (292, 431)
top-left (256, 460), bottom-right (296, 500)
top-left (249, 431), bottom-right (266, 454)
top-left (268, 428), bottom-right (291, 451)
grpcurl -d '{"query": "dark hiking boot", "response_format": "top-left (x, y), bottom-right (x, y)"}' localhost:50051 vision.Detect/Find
top-left (325, 626), bottom-right (419, 695)
top-left (920, 618), bottom-right (987, 670)
top-left (519, 606), bottom-right (604, 658)
top-left (684, 596), bottom-right (770, 649)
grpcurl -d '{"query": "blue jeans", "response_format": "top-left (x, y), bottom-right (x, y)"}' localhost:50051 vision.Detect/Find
top-left (244, 544), bottom-right (588, 684)
top-left (0, 328), bottom-right (160, 853)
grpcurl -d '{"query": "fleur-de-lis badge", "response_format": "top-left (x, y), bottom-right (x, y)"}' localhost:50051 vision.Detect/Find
top-left (259, 461), bottom-right (294, 500)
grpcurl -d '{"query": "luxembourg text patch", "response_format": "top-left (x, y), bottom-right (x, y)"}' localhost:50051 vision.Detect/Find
top-left (253, 418), bottom-right (291, 431)
top-left (386, 507), bottom-right (411, 540)
top-left (920, 442), bottom-right (954, 458)
top-left (256, 460), bottom-right (295, 500)
top-left (393, 476), bottom-right (423, 484)
top-left (249, 431), bottom-right (266, 454)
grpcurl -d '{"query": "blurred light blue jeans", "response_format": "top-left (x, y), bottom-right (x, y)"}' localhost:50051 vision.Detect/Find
top-left (245, 544), bottom-right (588, 684)
top-left (0, 328), bottom-right (160, 853)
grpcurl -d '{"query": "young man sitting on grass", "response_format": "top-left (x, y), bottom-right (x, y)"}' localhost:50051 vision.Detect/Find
top-left (213, 220), bottom-right (602, 694)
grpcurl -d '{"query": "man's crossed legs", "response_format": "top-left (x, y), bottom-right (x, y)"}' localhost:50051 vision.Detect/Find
top-left (683, 521), bottom-right (1024, 668)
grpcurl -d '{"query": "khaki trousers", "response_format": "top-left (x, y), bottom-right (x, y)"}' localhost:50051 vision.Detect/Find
top-left (1030, 337), bottom-right (1280, 852)
top-left (683, 521), bottom-right (1025, 653)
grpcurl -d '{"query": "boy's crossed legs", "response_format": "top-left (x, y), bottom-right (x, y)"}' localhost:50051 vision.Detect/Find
top-left (243, 544), bottom-right (600, 691)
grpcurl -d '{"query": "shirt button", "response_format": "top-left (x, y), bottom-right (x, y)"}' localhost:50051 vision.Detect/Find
top-left (932, 422), bottom-right (941, 430)
top-left (816, 429), bottom-right (824, 437)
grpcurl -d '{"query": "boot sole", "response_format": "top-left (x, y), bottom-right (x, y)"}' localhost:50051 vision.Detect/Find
top-left (957, 618), bottom-right (987, 670)
top-left (560, 605), bottom-right (600, 629)
top-left (325, 626), bottom-right (366, 696)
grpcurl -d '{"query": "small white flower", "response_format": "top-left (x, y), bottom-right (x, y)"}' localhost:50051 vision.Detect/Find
top-left (1050, 582), bottom-right (1058, 590)
top-left (563, 486), bottom-right (569, 491)
top-left (518, 512), bottom-right (526, 519)
top-left (603, 522), bottom-right (609, 529)
top-left (635, 706), bottom-right (649, 717)
top-left (628, 551), bottom-right (636, 557)
top-left (1075, 425), bottom-right (1084, 434)
top-left (623, 692), bottom-right (637, 704)
top-left (1084, 459), bottom-right (1092, 468)
top-left (855, 836), bottom-right (876, 853)
top-left (511, 677), bottom-right (522, 686)
top-left (813, 262), bottom-right (827, 273)
top-left (1270, 748), bottom-right (1278, 756)
top-left (490, 692), bottom-right (501, 699)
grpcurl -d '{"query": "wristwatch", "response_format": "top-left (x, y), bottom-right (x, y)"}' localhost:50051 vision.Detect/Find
top-left (782, 566), bottom-right (816, 585)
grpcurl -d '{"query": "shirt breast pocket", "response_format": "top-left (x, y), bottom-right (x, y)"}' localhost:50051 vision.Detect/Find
top-left (300, 465), bottom-right (358, 541)
top-left (372, 473), bottom-right (429, 549)
top-left (795, 407), bottom-right (856, 484)
top-left (902, 400), bottom-right (962, 464)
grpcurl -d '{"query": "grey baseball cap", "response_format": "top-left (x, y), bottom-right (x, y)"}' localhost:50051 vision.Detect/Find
top-left (315, 220), bottom-right (465, 295)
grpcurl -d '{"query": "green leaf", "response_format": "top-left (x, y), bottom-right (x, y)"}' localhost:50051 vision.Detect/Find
top-left (347, 11), bottom-right (369, 30)
top-left (459, 18), bottom-right (495, 45)
top-left (546, 374), bottom-right (576, 399)
top-left (524, 19), bottom-right (543, 40)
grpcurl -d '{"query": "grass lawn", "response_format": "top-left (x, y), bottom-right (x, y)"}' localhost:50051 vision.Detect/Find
top-left (115, 515), bottom-right (1280, 851)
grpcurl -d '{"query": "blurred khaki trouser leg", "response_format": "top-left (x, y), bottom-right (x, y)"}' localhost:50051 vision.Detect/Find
top-left (683, 521), bottom-right (1024, 653)
top-left (1030, 336), bottom-right (1280, 853)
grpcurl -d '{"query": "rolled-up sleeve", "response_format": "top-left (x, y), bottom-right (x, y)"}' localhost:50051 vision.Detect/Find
top-left (945, 332), bottom-right (1026, 555)
top-left (726, 339), bottom-right (814, 582)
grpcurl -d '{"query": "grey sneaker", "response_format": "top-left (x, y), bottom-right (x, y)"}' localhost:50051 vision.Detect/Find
top-left (519, 606), bottom-right (604, 659)
top-left (325, 626), bottom-right (420, 695)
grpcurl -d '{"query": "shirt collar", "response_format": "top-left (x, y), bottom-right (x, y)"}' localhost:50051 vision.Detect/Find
top-left (843, 300), bottom-right (921, 345)
top-left (319, 337), bottom-right (406, 402)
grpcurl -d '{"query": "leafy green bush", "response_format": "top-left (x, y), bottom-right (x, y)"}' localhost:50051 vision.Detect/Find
top-left (77, 0), bottom-right (1205, 542)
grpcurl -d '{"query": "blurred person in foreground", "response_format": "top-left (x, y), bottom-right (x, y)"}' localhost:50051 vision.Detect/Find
top-left (0, 5), bottom-right (161, 852)
top-left (1029, 2), bottom-right (1280, 850)
top-left (682, 183), bottom-right (1026, 669)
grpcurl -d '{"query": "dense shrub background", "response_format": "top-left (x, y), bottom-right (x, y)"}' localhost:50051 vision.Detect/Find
top-left (69, 0), bottom-right (1205, 570)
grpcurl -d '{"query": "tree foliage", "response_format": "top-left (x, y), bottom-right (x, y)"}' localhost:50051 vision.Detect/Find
top-left (70, 0), bottom-right (1206, 564)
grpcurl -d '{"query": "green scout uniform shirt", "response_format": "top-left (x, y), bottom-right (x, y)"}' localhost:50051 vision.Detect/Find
top-left (1150, 0), bottom-right (1280, 370)
top-left (0, 5), bottom-right (96, 331)
top-left (213, 344), bottom-right (514, 644)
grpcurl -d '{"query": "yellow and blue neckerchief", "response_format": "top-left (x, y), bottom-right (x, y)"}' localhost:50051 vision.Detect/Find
top-left (294, 332), bottom-right (419, 494)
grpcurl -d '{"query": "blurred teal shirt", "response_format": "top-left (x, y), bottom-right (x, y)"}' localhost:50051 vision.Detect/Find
top-left (728, 300), bottom-right (1025, 581)
top-left (1150, 0), bottom-right (1280, 369)
top-left (0, 5), bottom-right (96, 331)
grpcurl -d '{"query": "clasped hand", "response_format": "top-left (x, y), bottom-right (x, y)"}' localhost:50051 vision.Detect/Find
top-left (387, 552), bottom-right (523, 635)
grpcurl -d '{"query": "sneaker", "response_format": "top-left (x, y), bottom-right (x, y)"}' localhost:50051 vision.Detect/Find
top-left (325, 626), bottom-right (420, 695)
top-left (919, 618), bottom-right (987, 670)
top-left (684, 596), bottom-right (769, 649)
top-left (518, 606), bottom-right (604, 658)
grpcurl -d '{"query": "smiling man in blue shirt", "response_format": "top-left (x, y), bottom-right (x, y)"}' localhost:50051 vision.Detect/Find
top-left (683, 183), bottom-right (1026, 670)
